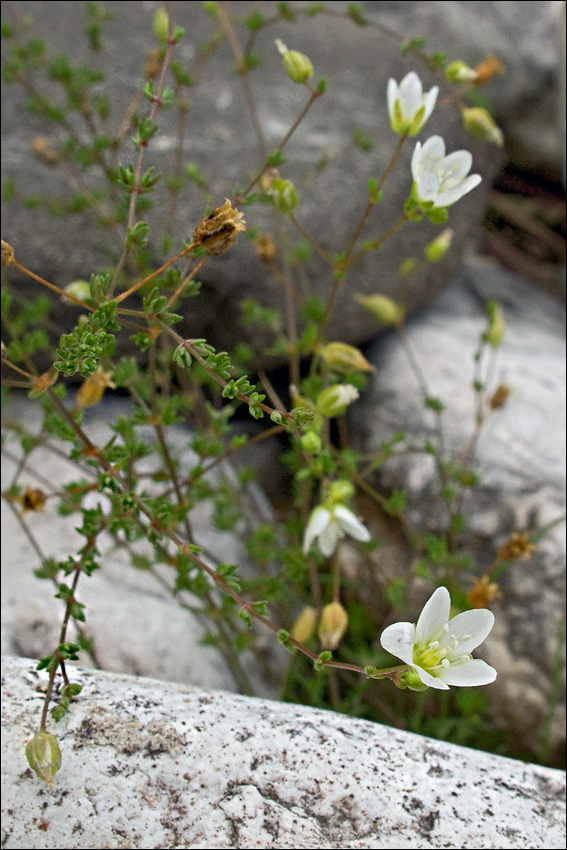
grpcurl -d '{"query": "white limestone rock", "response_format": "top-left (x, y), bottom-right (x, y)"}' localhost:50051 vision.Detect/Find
top-left (351, 258), bottom-right (566, 762)
top-left (1, 655), bottom-right (565, 850)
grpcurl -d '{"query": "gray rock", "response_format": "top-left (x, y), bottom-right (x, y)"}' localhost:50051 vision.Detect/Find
top-left (2, 655), bottom-right (565, 849)
top-left (351, 257), bottom-right (566, 762)
top-left (1, 397), bottom-right (281, 698)
top-left (1, 1), bottom-right (504, 365)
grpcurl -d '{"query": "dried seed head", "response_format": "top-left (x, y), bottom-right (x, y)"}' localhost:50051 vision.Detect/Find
top-left (496, 532), bottom-right (535, 562)
top-left (255, 234), bottom-right (277, 263)
top-left (32, 136), bottom-right (60, 166)
top-left (17, 486), bottom-right (48, 516)
top-left (468, 575), bottom-right (502, 609)
top-left (473, 54), bottom-right (506, 87)
top-left (193, 198), bottom-right (246, 256)
top-left (144, 48), bottom-right (163, 80)
top-left (490, 383), bottom-right (511, 409)
top-left (1, 239), bottom-right (15, 266)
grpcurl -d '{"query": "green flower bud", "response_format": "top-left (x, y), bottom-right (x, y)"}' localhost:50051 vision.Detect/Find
top-left (484, 302), bottom-right (505, 347)
top-left (319, 342), bottom-right (372, 374)
top-left (316, 384), bottom-right (359, 418)
top-left (300, 430), bottom-right (322, 454)
top-left (275, 38), bottom-right (314, 84)
top-left (25, 731), bottom-right (62, 787)
top-left (269, 178), bottom-right (299, 215)
top-left (356, 294), bottom-right (405, 326)
top-left (445, 61), bottom-right (479, 84)
top-left (328, 479), bottom-right (355, 504)
top-left (399, 258), bottom-right (417, 276)
top-left (62, 280), bottom-right (91, 303)
top-left (153, 6), bottom-right (169, 42)
top-left (318, 602), bottom-right (348, 650)
top-left (462, 107), bottom-right (504, 147)
top-left (424, 228), bottom-right (454, 262)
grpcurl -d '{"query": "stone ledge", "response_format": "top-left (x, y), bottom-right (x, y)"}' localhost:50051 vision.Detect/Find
top-left (1, 656), bottom-right (565, 849)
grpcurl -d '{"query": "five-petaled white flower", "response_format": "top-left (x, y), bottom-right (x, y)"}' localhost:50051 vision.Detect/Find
top-left (303, 504), bottom-right (370, 558)
top-left (387, 72), bottom-right (439, 136)
top-left (380, 586), bottom-right (496, 690)
top-left (411, 135), bottom-right (482, 209)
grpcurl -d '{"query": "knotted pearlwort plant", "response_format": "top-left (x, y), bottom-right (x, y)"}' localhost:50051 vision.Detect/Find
top-left (3, 2), bottom-right (543, 786)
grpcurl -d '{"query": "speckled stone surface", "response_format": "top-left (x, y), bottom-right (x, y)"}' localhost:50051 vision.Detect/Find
top-left (2, 656), bottom-right (565, 849)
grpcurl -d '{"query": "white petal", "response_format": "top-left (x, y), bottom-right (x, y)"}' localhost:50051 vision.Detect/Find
top-left (380, 621), bottom-right (415, 665)
top-left (318, 520), bottom-right (340, 557)
top-left (413, 664), bottom-right (450, 690)
top-left (422, 86), bottom-right (439, 122)
top-left (387, 78), bottom-right (398, 117)
top-left (440, 149), bottom-right (473, 183)
top-left (416, 172), bottom-right (440, 201)
top-left (302, 507), bottom-right (331, 554)
top-left (436, 173), bottom-right (481, 207)
top-left (438, 658), bottom-right (497, 687)
top-left (415, 586), bottom-right (451, 644)
top-left (399, 71), bottom-right (423, 118)
top-left (419, 135), bottom-right (446, 167)
top-left (441, 608), bottom-right (495, 655)
top-left (333, 506), bottom-right (371, 542)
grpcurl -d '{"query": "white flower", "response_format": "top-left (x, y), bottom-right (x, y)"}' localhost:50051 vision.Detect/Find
top-left (380, 586), bottom-right (496, 690)
top-left (411, 135), bottom-right (482, 208)
top-left (387, 72), bottom-right (438, 136)
top-left (302, 504), bottom-right (370, 558)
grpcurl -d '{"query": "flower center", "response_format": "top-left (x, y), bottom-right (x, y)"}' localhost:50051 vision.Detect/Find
top-left (413, 625), bottom-right (473, 674)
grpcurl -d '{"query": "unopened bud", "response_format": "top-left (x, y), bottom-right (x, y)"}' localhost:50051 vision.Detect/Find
top-left (357, 294), bottom-right (405, 326)
top-left (291, 606), bottom-right (318, 643)
top-left (316, 383), bottom-right (359, 418)
top-left (399, 258), bottom-right (417, 276)
top-left (269, 178), bottom-right (299, 215)
top-left (424, 228), bottom-right (454, 262)
top-left (154, 6), bottom-right (169, 42)
top-left (300, 430), bottom-right (322, 454)
top-left (318, 602), bottom-right (348, 650)
top-left (462, 107), bottom-right (504, 147)
top-left (328, 479), bottom-right (355, 504)
top-left (319, 342), bottom-right (371, 374)
top-left (275, 39), bottom-right (314, 84)
top-left (445, 61), bottom-right (478, 84)
top-left (75, 367), bottom-right (116, 411)
top-left (62, 280), bottom-right (91, 303)
top-left (1, 239), bottom-right (15, 266)
top-left (25, 731), bottom-right (62, 787)
top-left (484, 302), bottom-right (505, 347)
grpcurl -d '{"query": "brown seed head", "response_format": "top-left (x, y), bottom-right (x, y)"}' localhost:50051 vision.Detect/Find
top-left (1, 240), bottom-right (15, 266)
top-left (193, 198), bottom-right (246, 256)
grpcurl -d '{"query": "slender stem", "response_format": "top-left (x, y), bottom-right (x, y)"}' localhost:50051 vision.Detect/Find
top-left (11, 261), bottom-right (93, 311)
top-left (344, 133), bottom-right (406, 261)
top-left (114, 243), bottom-right (195, 304)
top-left (108, 1), bottom-right (177, 297)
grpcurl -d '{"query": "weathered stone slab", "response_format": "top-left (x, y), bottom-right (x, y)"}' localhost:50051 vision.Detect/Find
top-left (1, 655), bottom-right (565, 849)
